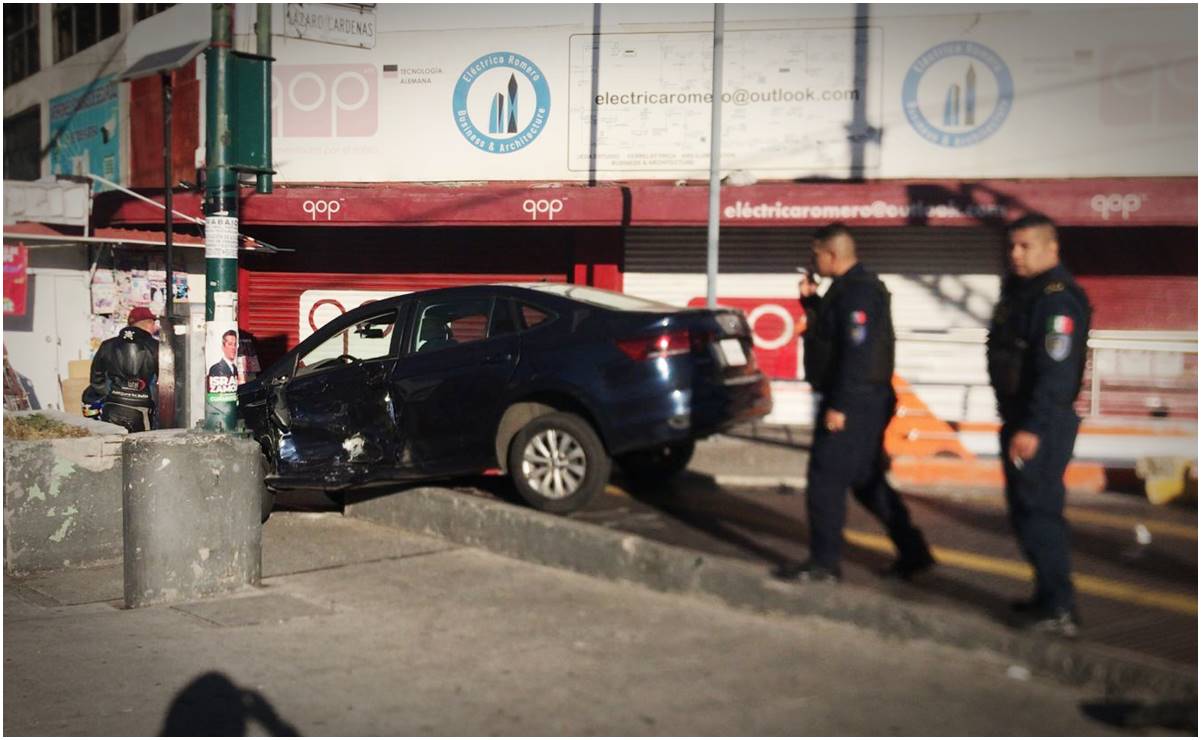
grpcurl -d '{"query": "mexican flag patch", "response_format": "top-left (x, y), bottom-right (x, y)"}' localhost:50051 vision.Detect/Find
top-left (1049, 315), bottom-right (1074, 334)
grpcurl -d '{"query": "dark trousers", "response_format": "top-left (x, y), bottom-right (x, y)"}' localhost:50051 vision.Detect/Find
top-left (806, 389), bottom-right (927, 571)
top-left (1000, 414), bottom-right (1079, 612)
top-left (101, 402), bottom-right (154, 433)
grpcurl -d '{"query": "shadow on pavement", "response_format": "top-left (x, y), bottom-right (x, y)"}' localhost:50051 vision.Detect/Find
top-left (902, 490), bottom-right (1199, 583)
top-left (620, 471), bottom-right (882, 572)
top-left (622, 472), bottom-right (1027, 623)
top-left (721, 425), bottom-right (813, 451)
top-left (1080, 699), bottom-right (1198, 734)
top-left (161, 672), bottom-right (300, 736)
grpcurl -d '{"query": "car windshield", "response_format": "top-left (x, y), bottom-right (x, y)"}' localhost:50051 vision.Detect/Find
top-left (523, 284), bottom-right (681, 312)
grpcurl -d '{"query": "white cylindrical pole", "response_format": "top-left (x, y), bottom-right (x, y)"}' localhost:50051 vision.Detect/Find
top-left (705, 3), bottom-right (725, 309)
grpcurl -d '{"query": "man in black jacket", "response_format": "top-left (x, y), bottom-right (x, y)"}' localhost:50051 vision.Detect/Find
top-left (777, 223), bottom-right (934, 583)
top-left (987, 213), bottom-right (1091, 637)
top-left (83, 306), bottom-right (159, 432)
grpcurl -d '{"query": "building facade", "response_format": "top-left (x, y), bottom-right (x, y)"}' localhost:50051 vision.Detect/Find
top-left (5, 4), bottom-right (1197, 433)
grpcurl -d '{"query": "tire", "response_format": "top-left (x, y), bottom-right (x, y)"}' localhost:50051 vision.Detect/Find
top-left (507, 411), bottom-right (610, 514)
top-left (261, 486), bottom-right (274, 524)
top-left (618, 440), bottom-right (695, 484)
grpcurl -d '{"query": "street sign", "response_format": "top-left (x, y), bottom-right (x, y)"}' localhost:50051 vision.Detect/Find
top-left (284, 4), bottom-right (376, 49)
top-left (230, 52), bottom-right (274, 176)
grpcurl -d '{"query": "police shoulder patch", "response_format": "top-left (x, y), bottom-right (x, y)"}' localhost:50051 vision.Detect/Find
top-left (1045, 333), bottom-right (1071, 361)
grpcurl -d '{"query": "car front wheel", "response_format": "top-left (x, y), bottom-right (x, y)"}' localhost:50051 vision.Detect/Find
top-left (508, 411), bottom-right (610, 514)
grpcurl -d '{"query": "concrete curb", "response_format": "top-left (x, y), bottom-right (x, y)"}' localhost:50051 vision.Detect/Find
top-left (3, 434), bottom-right (125, 575)
top-left (345, 486), bottom-right (1196, 700)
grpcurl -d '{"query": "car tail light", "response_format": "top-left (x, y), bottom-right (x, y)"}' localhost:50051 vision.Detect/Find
top-left (616, 330), bottom-right (691, 361)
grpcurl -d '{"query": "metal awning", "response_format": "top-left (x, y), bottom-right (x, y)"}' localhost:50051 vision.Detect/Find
top-left (2, 222), bottom-right (276, 252)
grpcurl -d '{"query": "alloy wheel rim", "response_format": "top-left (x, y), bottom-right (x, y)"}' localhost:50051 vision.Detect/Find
top-left (521, 428), bottom-right (587, 500)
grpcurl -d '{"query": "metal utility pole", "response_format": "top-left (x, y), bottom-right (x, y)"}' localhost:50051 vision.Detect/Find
top-left (203, 3), bottom-right (239, 431)
top-left (255, 4), bottom-right (273, 194)
top-left (158, 69), bottom-right (178, 430)
top-left (162, 72), bottom-right (174, 320)
top-left (705, 4), bottom-right (725, 309)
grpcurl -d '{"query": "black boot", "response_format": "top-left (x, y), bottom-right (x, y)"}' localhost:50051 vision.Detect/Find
top-left (774, 560), bottom-right (841, 583)
top-left (880, 531), bottom-right (936, 581)
top-left (1016, 607), bottom-right (1082, 638)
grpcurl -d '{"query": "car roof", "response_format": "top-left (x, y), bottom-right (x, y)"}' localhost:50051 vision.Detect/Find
top-left (326, 283), bottom-right (682, 328)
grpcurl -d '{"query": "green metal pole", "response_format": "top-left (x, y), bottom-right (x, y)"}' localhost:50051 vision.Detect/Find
top-left (203, 3), bottom-right (239, 431)
top-left (255, 4), bottom-right (272, 194)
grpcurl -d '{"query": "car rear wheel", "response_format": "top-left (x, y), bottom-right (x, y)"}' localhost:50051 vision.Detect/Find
top-left (261, 486), bottom-right (275, 523)
top-left (508, 412), bottom-right (610, 514)
top-left (618, 440), bottom-right (696, 483)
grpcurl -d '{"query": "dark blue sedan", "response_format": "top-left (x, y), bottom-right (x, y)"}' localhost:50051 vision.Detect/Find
top-left (238, 283), bottom-right (772, 513)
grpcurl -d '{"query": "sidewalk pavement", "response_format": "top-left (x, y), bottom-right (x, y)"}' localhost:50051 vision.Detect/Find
top-left (5, 513), bottom-right (1138, 736)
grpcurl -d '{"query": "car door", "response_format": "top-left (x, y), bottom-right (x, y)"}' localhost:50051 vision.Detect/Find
top-left (269, 305), bottom-right (405, 484)
top-left (390, 293), bottom-right (520, 476)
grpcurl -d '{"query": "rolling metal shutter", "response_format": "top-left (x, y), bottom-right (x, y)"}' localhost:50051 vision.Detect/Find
top-left (623, 226), bottom-right (1006, 331)
top-left (624, 226), bottom-right (1005, 275)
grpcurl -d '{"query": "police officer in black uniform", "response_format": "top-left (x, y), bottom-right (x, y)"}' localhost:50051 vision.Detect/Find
top-left (987, 213), bottom-right (1091, 637)
top-left (83, 306), bottom-right (159, 432)
top-left (777, 223), bottom-right (934, 583)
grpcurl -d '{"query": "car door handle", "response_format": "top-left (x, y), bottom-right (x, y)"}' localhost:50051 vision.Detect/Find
top-left (482, 352), bottom-right (513, 365)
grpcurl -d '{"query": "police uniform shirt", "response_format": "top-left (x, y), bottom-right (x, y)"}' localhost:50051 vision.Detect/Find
top-left (989, 264), bottom-right (1091, 436)
top-left (802, 263), bottom-right (895, 409)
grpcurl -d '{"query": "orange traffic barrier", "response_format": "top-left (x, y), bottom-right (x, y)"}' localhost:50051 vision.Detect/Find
top-left (889, 456), bottom-right (1106, 493)
top-left (884, 374), bottom-right (1106, 494)
top-left (884, 375), bottom-right (974, 460)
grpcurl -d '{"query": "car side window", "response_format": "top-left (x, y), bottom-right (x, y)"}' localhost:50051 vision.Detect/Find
top-left (295, 309), bottom-right (398, 377)
top-left (412, 297), bottom-right (494, 353)
top-left (517, 302), bottom-right (553, 330)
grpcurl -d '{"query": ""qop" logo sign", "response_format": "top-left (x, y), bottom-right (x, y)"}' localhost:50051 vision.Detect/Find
top-left (521, 198), bottom-right (564, 221)
top-left (302, 199), bottom-right (343, 221)
top-left (272, 64), bottom-right (378, 138)
top-left (1090, 193), bottom-right (1145, 221)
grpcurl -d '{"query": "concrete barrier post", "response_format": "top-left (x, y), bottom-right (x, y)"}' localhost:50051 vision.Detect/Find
top-left (122, 430), bottom-right (264, 608)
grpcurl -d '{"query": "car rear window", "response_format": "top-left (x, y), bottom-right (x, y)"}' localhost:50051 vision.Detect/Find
top-left (524, 284), bottom-right (680, 312)
top-left (518, 303), bottom-right (551, 329)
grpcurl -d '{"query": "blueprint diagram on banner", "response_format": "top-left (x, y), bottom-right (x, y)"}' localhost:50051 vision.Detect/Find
top-left (568, 28), bottom-right (883, 173)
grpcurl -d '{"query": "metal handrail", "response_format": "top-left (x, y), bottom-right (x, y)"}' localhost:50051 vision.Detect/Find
top-left (896, 328), bottom-right (1198, 353)
top-left (892, 327), bottom-right (1197, 420)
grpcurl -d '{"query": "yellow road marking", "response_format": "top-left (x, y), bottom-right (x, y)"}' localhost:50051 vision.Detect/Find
top-left (843, 529), bottom-right (1197, 616)
top-left (604, 484), bottom-right (629, 498)
top-left (908, 492), bottom-right (1197, 541)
